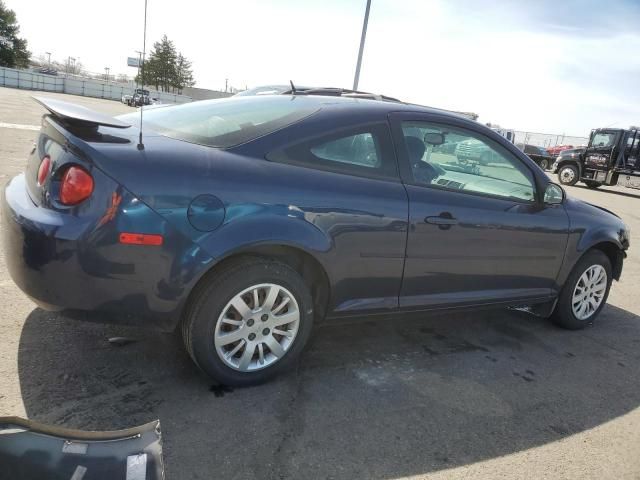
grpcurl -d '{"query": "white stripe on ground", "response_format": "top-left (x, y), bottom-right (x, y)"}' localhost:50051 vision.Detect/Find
top-left (0, 122), bottom-right (40, 131)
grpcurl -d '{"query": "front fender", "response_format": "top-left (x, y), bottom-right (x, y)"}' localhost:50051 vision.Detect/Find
top-left (576, 227), bottom-right (625, 254)
top-left (556, 225), bottom-right (626, 287)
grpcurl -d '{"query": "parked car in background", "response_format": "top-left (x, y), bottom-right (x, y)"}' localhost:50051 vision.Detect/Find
top-left (455, 138), bottom-right (504, 165)
top-left (2, 93), bottom-right (630, 386)
top-left (547, 144), bottom-right (574, 157)
top-left (517, 143), bottom-right (554, 170)
top-left (123, 89), bottom-right (151, 107)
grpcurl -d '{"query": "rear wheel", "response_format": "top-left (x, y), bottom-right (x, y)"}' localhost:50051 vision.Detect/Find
top-left (538, 158), bottom-right (550, 170)
top-left (551, 250), bottom-right (612, 330)
top-left (584, 181), bottom-right (601, 189)
top-left (182, 257), bottom-right (314, 386)
top-left (558, 164), bottom-right (579, 186)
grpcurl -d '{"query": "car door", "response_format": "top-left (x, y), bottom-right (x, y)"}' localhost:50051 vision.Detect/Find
top-left (389, 112), bottom-right (569, 309)
top-left (264, 120), bottom-right (409, 314)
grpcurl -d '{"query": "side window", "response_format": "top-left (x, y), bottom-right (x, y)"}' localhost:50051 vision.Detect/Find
top-left (401, 122), bottom-right (536, 202)
top-left (310, 133), bottom-right (380, 168)
top-left (268, 123), bottom-right (398, 180)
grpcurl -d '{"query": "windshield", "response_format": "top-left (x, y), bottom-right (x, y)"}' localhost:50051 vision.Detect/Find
top-left (120, 96), bottom-right (321, 148)
top-left (590, 132), bottom-right (617, 148)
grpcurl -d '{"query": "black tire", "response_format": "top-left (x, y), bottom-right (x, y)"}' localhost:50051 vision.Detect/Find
top-left (551, 250), bottom-right (612, 330)
top-left (538, 158), bottom-right (549, 170)
top-left (584, 181), bottom-right (601, 189)
top-left (182, 257), bottom-right (314, 386)
top-left (558, 164), bottom-right (579, 186)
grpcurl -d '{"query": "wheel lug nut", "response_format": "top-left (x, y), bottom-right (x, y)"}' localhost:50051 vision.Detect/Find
top-left (247, 319), bottom-right (254, 326)
top-left (261, 314), bottom-right (269, 321)
top-left (263, 328), bottom-right (270, 335)
top-left (248, 333), bottom-right (256, 341)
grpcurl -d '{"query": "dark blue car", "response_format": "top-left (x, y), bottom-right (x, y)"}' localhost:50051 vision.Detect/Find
top-left (1, 92), bottom-right (630, 385)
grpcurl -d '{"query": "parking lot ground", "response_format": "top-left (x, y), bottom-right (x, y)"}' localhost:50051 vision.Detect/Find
top-left (0, 86), bottom-right (639, 479)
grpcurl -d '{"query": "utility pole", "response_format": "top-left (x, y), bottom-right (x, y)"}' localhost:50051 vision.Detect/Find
top-left (66, 56), bottom-right (75, 75)
top-left (135, 50), bottom-right (143, 91)
top-left (352, 0), bottom-right (371, 91)
top-left (104, 67), bottom-right (110, 81)
top-left (225, 78), bottom-right (228, 93)
top-left (45, 52), bottom-right (51, 67)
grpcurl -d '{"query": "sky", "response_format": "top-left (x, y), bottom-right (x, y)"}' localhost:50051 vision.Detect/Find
top-left (5, 0), bottom-right (640, 135)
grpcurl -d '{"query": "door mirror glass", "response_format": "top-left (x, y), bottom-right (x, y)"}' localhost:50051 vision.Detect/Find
top-left (544, 183), bottom-right (565, 204)
top-left (423, 132), bottom-right (445, 146)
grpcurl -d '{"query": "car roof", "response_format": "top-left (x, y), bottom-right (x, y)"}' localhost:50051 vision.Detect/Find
top-left (230, 93), bottom-right (476, 121)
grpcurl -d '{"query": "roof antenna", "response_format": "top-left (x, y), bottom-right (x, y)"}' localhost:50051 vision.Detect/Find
top-left (289, 80), bottom-right (296, 95)
top-left (137, 0), bottom-right (148, 151)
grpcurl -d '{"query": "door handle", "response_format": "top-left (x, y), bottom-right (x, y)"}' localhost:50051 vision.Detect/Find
top-left (425, 213), bottom-right (458, 230)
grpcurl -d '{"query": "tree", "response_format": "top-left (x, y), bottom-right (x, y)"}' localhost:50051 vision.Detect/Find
top-left (173, 53), bottom-right (195, 93)
top-left (0, 0), bottom-right (30, 68)
top-left (135, 35), bottom-right (195, 93)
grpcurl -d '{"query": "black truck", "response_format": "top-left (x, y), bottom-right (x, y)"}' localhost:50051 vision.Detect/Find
top-left (552, 127), bottom-right (640, 189)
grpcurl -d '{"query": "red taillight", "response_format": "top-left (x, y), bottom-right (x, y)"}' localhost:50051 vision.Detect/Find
top-left (119, 233), bottom-right (164, 246)
top-left (37, 155), bottom-right (51, 186)
top-left (60, 166), bottom-right (94, 205)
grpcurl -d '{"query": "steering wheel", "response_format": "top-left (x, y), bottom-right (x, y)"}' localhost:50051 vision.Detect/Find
top-left (413, 161), bottom-right (444, 184)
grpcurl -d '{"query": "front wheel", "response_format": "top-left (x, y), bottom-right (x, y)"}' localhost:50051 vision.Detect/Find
top-left (551, 250), bottom-right (612, 330)
top-left (182, 257), bottom-right (314, 386)
top-left (558, 164), bottom-right (579, 186)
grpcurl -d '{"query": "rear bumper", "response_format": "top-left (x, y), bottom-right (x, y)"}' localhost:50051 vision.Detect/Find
top-left (1, 174), bottom-right (213, 330)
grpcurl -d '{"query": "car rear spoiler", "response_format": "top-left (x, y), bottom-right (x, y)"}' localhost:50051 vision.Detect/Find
top-left (33, 96), bottom-right (131, 129)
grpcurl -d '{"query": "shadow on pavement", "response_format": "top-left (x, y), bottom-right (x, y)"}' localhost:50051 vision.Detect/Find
top-left (17, 304), bottom-right (640, 479)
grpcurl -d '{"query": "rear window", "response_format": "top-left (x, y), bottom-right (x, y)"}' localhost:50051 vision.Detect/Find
top-left (120, 96), bottom-right (320, 148)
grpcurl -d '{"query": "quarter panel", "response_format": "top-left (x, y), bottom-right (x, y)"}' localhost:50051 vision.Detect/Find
top-left (195, 159), bottom-right (409, 313)
top-left (86, 128), bottom-right (409, 315)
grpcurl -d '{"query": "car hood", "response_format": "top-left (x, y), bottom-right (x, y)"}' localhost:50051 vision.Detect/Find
top-left (559, 148), bottom-right (585, 158)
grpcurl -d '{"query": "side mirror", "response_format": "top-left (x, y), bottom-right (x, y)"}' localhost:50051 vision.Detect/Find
top-left (544, 183), bottom-right (565, 205)
top-left (424, 132), bottom-right (445, 146)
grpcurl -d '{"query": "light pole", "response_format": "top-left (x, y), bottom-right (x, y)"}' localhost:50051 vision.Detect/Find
top-left (104, 67), bottom-right (110, 81)
top-left (352, 0), bottom-right (371, 91)
top-left (67, 56), bottom-right (76, 75)
top-left (45, 52), bottom-right (51, 67)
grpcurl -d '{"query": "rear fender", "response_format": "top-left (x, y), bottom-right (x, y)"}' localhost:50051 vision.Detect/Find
top-left (195, 212), bottom-right (333, 281)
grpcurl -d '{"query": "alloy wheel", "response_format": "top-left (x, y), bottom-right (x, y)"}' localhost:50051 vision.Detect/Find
top-left (214, 283), bottom-right (300, 372)
top-left (571, 265), bottom-right (607, 320)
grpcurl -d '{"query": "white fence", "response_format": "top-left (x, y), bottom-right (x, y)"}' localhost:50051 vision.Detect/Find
top-left (0, 66), bottom-right (192, 104)
top-left (514, 130), bottom-right (589, 149)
